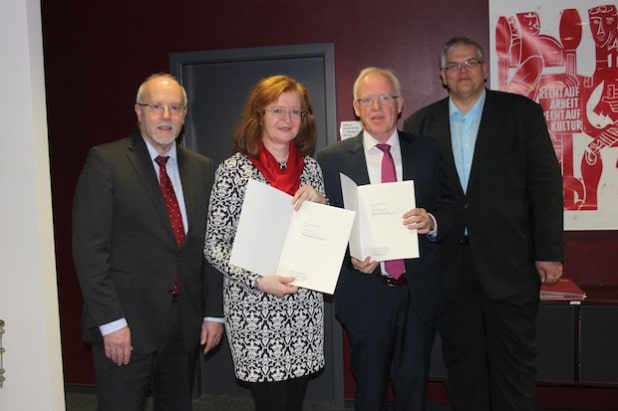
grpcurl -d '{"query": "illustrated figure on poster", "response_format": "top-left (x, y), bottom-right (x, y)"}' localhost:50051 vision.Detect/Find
top-left (533, 8), bottom-right (588, 210)
top-left (496, 11), bottom-right (563, 100)
top-left (496, 8), bottom-right (586, 209)
top-left (495, 5), bottom-right (618, 211)
top-left (581, 4), bottom-right (618, 210)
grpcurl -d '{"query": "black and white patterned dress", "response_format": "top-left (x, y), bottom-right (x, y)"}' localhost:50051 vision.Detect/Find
top-left (204, 152), bottom-right (325, 382)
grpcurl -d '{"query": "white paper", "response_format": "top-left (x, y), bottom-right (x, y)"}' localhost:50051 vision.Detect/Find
top-left (340, 173), bottom-right (419, 261)
top-left (230, 179), bottom-right (355, 294)
top-left (339, 121), bottom-right (363, 140)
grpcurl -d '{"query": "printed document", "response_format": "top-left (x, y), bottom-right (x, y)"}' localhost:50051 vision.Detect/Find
top-left (230, 179), bottom-right (355, 294)
top-left (340, 173), bottom-right (419, 261)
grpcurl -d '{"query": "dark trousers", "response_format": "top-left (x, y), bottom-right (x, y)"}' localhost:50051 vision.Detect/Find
top-left (92, 297), bottom-right (198, 411)
top-left (439, 249), bottom-right (539, 411)
top-left (246, 375), bottom-right (309, 411)
top-left (346, 283), bottom-right (436, 411)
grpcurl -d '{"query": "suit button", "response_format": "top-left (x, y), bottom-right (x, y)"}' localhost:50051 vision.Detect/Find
top-left (463, 203), bottom-right (471, 209)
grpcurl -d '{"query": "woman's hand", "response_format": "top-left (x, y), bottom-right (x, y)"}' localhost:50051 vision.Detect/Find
top-left (291, 184), bottom-right (326, 210)
top-left (257, 275), bottom-right (299, 297)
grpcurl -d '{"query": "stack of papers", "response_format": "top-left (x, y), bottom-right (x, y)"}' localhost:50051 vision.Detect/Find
top-left (540, 278), bottom-right (587, 302)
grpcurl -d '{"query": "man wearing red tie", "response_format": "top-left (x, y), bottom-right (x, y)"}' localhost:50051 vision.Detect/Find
top-left (317, 67), bottom-right (455, 411)
top-left (72, 73), bottom-right (223, 410)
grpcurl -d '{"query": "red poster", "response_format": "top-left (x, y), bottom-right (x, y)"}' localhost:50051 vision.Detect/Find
top-left (490, 1), bottom-right (618, 230)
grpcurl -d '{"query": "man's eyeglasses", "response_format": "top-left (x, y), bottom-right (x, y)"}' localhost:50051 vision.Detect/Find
top-left (264, 107), bottom-right (307, 119)
top-left (442, 59), bottom-right (483, 72)
top-left (356, 95), bottom-right (399, 107)
top-left (138, 102), bottom-right (186, 115)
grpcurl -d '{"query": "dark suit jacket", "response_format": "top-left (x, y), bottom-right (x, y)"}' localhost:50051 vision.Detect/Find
top-left (72, 132), bottom-right (223, 353)
top-left (316, 130), bottom-right (454, 332)
top-left (404, 89), bottom-right (564, 300)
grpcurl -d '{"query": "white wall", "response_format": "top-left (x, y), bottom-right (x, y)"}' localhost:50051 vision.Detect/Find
top-left (0, 0), bottom-right (65, 409)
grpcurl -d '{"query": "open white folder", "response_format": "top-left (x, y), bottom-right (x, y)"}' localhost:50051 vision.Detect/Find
top-left (229, 179), bottom-right (355, 294)
top-left (340, 173), bottom-right (419, 261)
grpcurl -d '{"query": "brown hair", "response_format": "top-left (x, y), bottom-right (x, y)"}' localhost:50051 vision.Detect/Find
top-left (232, 75), bottom-right (317, 157)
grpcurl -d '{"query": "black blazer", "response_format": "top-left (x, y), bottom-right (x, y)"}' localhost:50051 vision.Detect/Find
top-left (404, 89), bottom-right (564, 300)
top-left (72, 132), bottom-right (223, 353)
top-left (317, 130), bottom-right (454, 331)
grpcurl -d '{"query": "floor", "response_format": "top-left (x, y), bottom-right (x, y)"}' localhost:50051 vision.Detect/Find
top-left (64, 388), bottom-right (584, 410)
top-left (65, 391), bottom-right (348, 410)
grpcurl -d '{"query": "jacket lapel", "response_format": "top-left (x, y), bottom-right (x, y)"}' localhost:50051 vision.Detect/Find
top-left (127, 133), bottom-right (178, 247)
top-left (399, 131), bottom-right (418, 181)
top-left (431, 101), bottom-right (464, 196)
top-left (467, 90), bottom-right (499, 194)
top-left (176, 146), bottom-right (193, 240)
top-left (347, 133), bottom-right (371, 185)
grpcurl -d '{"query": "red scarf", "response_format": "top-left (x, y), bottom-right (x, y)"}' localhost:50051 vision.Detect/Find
top-left (249, 141), bottom-right (305, 195)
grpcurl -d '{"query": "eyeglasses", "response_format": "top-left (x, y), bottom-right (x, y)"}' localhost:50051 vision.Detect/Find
top-left (356, 95), bottom-right (399, 107)
top-left (138, 102), bottom-right (186, 115)
top-left (264, 107), bottom-right (307, 119)
top-left (442, 59), bottom-right (483, 72)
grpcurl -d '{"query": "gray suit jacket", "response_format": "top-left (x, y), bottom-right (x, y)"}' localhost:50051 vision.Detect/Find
top-left (72, 132), bottom-right (223, 352)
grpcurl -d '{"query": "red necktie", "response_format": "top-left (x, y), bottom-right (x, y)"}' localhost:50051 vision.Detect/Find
top-left (376, 144), bottom-right (405, 279)
top-left (155, 156), bottom-right (185, 294)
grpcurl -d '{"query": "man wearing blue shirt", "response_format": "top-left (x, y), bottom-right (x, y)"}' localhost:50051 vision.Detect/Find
top-left (404, 37), bottom-right (564, 411)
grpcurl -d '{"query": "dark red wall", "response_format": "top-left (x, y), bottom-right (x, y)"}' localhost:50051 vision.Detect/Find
top-left (41, 0), bottom-right (618, 385)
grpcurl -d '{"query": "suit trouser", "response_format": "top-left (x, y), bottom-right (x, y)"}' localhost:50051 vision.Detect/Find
top-left (92, 296), bottom-right (198, 411)
top-left (346, 283), bottom-right (437, 411)
top-left (439, 249), bottom-right (539, 411)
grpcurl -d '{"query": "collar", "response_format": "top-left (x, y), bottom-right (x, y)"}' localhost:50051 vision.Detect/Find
top-left (143, 138), bottom-right (178, 163)
top-left (362, 129), bottom-right (401, 154)
top-left (449, 89), bottom-right (486, 119)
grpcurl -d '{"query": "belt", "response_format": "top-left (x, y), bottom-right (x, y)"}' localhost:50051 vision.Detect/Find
top-left (381, 275), bottom-right (407, 286)
top-left (460, 235), bottom-right (470, 245)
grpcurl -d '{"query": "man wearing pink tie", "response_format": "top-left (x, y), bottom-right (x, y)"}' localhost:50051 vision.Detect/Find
top-left (317, 67), bottom-right (455, 411)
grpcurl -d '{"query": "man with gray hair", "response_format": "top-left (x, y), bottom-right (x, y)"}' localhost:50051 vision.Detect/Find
top-left (317, 67), bottom-right (454, 410)
top-left (405, 37), bottom-right (563, 410)
top-left (73, 73), bottom-right (224, 410)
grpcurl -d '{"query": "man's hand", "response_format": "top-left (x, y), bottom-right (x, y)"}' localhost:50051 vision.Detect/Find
top-left (536, 261), bottom-right (563, 285)
top-left (351, 256), bottom-right (379, 274)
top-left (103, 326), bottom-right (132, 366)
top-left (402, 208), bottom-right (434, 235)
top-left (201, 321), bottom-right (224, 355)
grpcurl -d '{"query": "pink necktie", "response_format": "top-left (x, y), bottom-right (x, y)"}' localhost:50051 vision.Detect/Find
top-left (155, 156), bottom-right (185, 294)
top-left (376, 144), bottom-right (405, 279)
